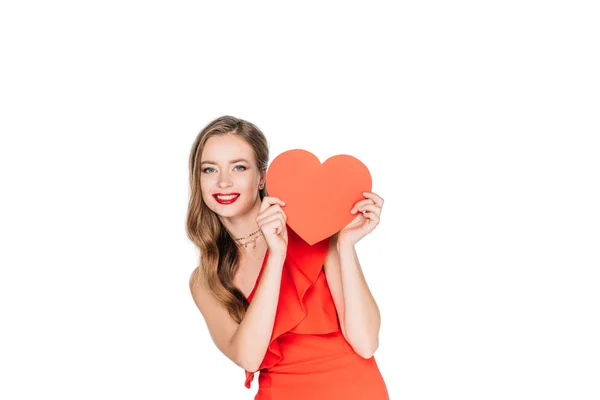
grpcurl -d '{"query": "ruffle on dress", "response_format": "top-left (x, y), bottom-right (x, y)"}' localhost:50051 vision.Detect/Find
top-left (244, 227), bottom-right (340, 389)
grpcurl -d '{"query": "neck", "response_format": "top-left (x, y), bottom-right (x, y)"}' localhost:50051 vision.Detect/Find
top-left (218, 196), bottom-right (262, 242)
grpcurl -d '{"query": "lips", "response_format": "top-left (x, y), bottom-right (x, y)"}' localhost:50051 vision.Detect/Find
top-left (213, 193), bottom-right (240, 204)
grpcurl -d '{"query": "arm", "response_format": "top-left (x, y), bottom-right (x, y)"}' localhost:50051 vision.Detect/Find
top-left (230, 252), bottom-right (286, 371)
top-left (324, 232), bottom-right (381, 358)
top-left (189, 252), bottom-right (286, 372)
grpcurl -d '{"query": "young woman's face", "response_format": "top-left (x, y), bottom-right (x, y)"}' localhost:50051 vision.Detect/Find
top-left (200, 134), bottom-right (264, 218)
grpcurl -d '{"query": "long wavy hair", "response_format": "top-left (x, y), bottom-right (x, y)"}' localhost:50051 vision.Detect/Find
top-left (187, 115), bottom-right (269, 324)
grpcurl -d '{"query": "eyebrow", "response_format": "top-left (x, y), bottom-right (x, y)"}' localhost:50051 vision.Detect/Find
top-left (200, 158), bottom-right (250, 166)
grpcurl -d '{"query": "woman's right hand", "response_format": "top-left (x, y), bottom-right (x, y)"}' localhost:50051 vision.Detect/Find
top-left (256, 196), bottom-right (288, 257)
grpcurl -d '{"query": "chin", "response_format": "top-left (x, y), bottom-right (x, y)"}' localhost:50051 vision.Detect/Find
top-left (213, 202), bottom-right (251, 218)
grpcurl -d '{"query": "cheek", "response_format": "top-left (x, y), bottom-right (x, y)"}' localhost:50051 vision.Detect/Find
top-left (242, 179), bottom-right (255, 190)
top-left (200, 173), bottom-right (216, 184)
top-left (199, 176), bottom-right (213, 195)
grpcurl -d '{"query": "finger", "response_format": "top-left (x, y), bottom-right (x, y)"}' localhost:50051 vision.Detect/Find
top-left (356, 203), bottom-right (382, 215)
top-left (262, 218), bottom-right (285, 236)
top-left (257, 204), bottom-right (287, 222)
top-left (362, 192), bottom-right (384, 206)
top-left (258, 214), bottom-right (286, 234)
top-left (258, 213), bottom-right (286, 232)
top-left (257, 209), bottom-right (287, 226)
top-left (258, 212), bottom-right (285, 228)
top-left (259, 196), bottom-right (286, 213)
top-left (362, 211), bottom-right (380, 225)
top-left (351, 198), bottom-right (376, 214)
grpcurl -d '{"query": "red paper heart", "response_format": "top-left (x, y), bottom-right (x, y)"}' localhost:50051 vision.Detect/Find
top-left (266, 149), bottom-right (372, 245)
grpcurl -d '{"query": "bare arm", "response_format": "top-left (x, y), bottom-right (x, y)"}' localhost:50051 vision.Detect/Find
top-left (230, 251), bottom-right (286, 371)
top-left (336, 237), bottom-right (381, 358)
top-left (189, 252), bottom-right (285, 371)
top-left (324, 232), bottom-right (381, 358)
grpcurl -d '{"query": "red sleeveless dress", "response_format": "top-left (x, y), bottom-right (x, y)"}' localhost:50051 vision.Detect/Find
top-left (244, 227), bottom-right (389, 399)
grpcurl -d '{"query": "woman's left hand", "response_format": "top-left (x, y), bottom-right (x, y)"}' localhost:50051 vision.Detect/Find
top-left (337, 191), bottom-right (384, 246)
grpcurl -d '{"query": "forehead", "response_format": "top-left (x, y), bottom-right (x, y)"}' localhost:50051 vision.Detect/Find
top-left (201, 134), bottom-right (255, 162)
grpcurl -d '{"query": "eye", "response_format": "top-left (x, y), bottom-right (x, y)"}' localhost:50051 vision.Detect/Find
top-left (202, 166), bottom-right (246, 173)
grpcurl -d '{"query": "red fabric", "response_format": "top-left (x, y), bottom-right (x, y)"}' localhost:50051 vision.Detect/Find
top-left (243, 227), bottom-right (389, 399)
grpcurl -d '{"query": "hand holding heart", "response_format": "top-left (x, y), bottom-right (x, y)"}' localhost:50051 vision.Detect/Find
top-left (338, 191), bottom-right (384, 246)
top-left (266, 149), bottom-right (382, 246)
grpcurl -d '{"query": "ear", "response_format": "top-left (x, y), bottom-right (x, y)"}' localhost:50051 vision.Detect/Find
top-left (260, 168), bottom-right (266, 186)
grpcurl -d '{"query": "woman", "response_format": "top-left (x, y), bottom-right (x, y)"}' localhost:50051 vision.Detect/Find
top-left (187, 115), bottom-right (389, 399)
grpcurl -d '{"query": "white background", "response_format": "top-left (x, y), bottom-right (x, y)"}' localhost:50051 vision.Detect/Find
top-left (1, 1), bottom-right (599, 399)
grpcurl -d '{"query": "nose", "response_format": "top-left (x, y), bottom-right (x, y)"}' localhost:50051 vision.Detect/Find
top-left (217, 172), bottom-right (233, 188)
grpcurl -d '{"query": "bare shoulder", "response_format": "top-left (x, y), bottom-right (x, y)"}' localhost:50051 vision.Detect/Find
top-left (189, 266), bottom-right (205, 291)
top-left (189, 267), bottom-right (210, 318)
top-left (188, 266), bottom-right (223, 316)
top-left (188, 266), bottom-right (245, 368)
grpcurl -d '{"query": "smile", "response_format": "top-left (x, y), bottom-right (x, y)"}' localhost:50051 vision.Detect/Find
top-left (213, 193), bottom-right (240, 204)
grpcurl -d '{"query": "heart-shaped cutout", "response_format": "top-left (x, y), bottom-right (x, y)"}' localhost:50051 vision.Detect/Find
top-left (266, 149), bottom-right (372, 245)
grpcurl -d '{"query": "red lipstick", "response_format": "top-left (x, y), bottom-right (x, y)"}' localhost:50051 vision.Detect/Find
top-left (213, 193), bottom-right (240, 205)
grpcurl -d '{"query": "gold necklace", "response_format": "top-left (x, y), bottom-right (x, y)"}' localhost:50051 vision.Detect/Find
top-left (234, 228), bottom-right (263, 249)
